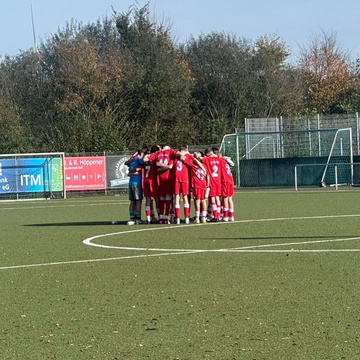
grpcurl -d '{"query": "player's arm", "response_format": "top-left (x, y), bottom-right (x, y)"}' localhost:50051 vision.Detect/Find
top-left (125, 152), bottom-right (138, 166)
top-left (125, 157), bottom-right (134, 166)
top-left (206, 174), bottom-right (211, 188)
top-left (193, 158), bottom-right (206, 175)
top-left (143, 150), bottom-right (159, 163)
top-left (156, 162), bottom-right (173, 170)
top-left (223, 156), bottom-right (234, 167)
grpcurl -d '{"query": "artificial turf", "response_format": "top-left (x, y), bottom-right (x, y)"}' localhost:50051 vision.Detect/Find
top-left (1, 190), bottom-right (360, 359)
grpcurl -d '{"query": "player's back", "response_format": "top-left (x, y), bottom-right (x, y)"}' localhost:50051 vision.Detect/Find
top-left (203, 156), bottom-right (222, 186)
top-left (143, 161), bottom-right (158, 182)
top-left (174, 154), bottom-right (193, 183)
top-left (220, 157), bottom-right (234, 185)
top-left (128, 157), bottom-right (142, 185)
top-left (157, 149), bottom-right (176, 181)
top-left (183, 157), bottom-right (206, 189)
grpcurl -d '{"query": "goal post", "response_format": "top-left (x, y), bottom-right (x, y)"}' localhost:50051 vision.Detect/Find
top-left (0, 152), bottom-right (66, 200)
top-left (220, 128), bottom-right (353, 188)
top-left (294, 128), bottom-right (353, 190)
top-left (320, 128), bottom-right (353, 186)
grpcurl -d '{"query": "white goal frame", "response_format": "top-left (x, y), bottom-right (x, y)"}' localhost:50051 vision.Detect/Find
top-left (0, 152), bottom-right (66, 201)
top-left (320, 128), bottom-right (353, 185)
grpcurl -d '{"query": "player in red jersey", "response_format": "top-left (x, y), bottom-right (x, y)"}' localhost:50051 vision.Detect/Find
top-left (182, 151), bottom-right (208, 223)
top-left (219, 154), bottom-right (235, 222)
top-left (173, 148), bottom-right (193, 224)
top-left (201, 147), bottom-right (222, 221)
top-left (144, 145), bottom-right (177, 224)
top-left (139, 145), bottom-right (160, 223)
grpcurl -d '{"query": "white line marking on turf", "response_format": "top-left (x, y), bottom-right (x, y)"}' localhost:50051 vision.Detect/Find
top-left (228, 236), bottom-right (360, 251)
top-left (83, 214), bottom-right (360, 251)
top-left (0, 251), bottom-right (202, 271)
top-left (83, 223), bottom-right (207, 251)
top-left (221, 249), bottom-right (360, 253)
top-left (0, 202), bottom-right (128, 211)
top-left (3, 214), bottom-right (360, 271)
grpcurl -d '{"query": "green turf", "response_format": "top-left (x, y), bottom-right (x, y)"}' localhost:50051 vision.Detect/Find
top-left (1, 191), bottom-right (360, 359)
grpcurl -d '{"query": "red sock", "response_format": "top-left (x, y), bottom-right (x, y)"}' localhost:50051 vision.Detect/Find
top-left (212, 203), bottom-right (219, 219)
top-left (184, 204), bottom-right (190, 219)
top-left (175, 205), bottom-right (180, 219)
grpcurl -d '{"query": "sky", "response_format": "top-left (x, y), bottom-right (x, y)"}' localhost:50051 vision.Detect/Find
top-left (1, 0), bottom-right (359, 62)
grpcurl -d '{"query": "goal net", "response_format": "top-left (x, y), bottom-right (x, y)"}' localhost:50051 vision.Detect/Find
top-left (0, 152), bottom-right (66, 200)
top-left (294, 128), bottom-right (353, 189)
top-left (219, 128), bottom-right (353, 188)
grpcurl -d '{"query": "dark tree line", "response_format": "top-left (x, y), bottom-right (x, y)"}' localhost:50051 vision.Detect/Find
top-left (0, 4), bottom-right (359, 154)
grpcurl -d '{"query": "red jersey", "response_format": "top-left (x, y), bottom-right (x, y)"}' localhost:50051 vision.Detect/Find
top-left (202, 156), bottom-right (222, 187)
top-left (147, 149), bottom-right (176, 181)
top-left (143, 162), bottom-right (158, 182)
top-left (184, 157), bottom-right (207, 190)
top-left (220, 158), bottom-right (234, 185)
top-left (174, 154), bottom-right (193, 183)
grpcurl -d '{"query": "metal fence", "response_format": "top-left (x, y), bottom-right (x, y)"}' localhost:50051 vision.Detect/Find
top-left (245, 113), bottom-right (360, 155)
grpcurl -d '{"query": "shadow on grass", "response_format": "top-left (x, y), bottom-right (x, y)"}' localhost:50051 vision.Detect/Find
top-left (24, 221), bottom-right (129, 227)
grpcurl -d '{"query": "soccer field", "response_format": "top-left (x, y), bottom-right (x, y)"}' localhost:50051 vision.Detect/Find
top-left (1, 190), bottom-right (360, 359)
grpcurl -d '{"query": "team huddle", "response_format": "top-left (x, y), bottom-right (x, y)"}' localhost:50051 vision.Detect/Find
top-left (125, 145), bottom-right (235, 225)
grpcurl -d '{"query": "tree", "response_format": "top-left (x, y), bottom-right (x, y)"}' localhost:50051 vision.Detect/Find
top-left (0, 51), bottom-right (50, 152)
top-left (0, 77), bottom-right (26, 153)
top-left (1, 18), bottom-right (132, 153)
top-left (299, 31), bottom-right (355, 113)
top-left (251, 35), bottom-right (305, 117)
top-left (183, 32), bottom-right (302, 143)
top-left (114, 4), bottom-right (197, 148)
top-left (183, 32), bottom-right (254, 142)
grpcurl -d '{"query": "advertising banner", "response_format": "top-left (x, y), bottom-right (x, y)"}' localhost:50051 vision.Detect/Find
top-left (48, 158), bottom-right (63, 192)
top-left (105, 156), bottom-right (130, 188)
top-left (17, 158), bottom-right (63, 193)
top-left (0, 159), bottom-right (16, 193)
top-left (65, 157), bottom-right (106, 191)
top-left (0, 158), bottom-right (63, 194)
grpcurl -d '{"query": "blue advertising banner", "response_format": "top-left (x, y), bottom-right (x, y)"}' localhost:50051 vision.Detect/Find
top-left (17, 158), bottom-right (49, 192)
top-left (0, 159), bottom-right (16, 193)
top-left (0, 158), bottom-right (63, 194)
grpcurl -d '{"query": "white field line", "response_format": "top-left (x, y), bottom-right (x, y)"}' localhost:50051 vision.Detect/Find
top-left (83, 226), bottom-right (360, 252)
top-left (2, 214), bottom-right (360, 271)
top-left (0, 197), bottom-right (127, 204)
top-left (0, 251), bottom-right (200, 271)
top-left (83, 214), bottom-right (360, 251)
top-left (0, 201), bottom-right (128, 211)
top-left (218, 249), bottom-right (360, 253)
top-left (226, 236), bottom-right (360, 251)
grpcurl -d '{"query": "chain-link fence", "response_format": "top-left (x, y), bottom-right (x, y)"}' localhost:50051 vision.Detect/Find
top-left (219, 128), bottom-right (353, 188)
top-left (245, 113), bottom-right (360, 155)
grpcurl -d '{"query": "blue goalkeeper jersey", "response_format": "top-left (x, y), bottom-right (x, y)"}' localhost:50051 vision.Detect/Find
top-left (128, 157), bottom-right (142, 186)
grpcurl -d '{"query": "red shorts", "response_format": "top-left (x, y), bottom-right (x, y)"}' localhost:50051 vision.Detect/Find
top-left (158, 178), bottom-right (173, 196)
top-left (192, 187), bottom-right (206, 200)
top-left (222, 182), bottom-right (234, 197)
top-left (143, 179), bottom-right (158, 198)
top-left (174, 181), bottom-right (189, 195)
top-left (209, 185), bottom-right (222, 197)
